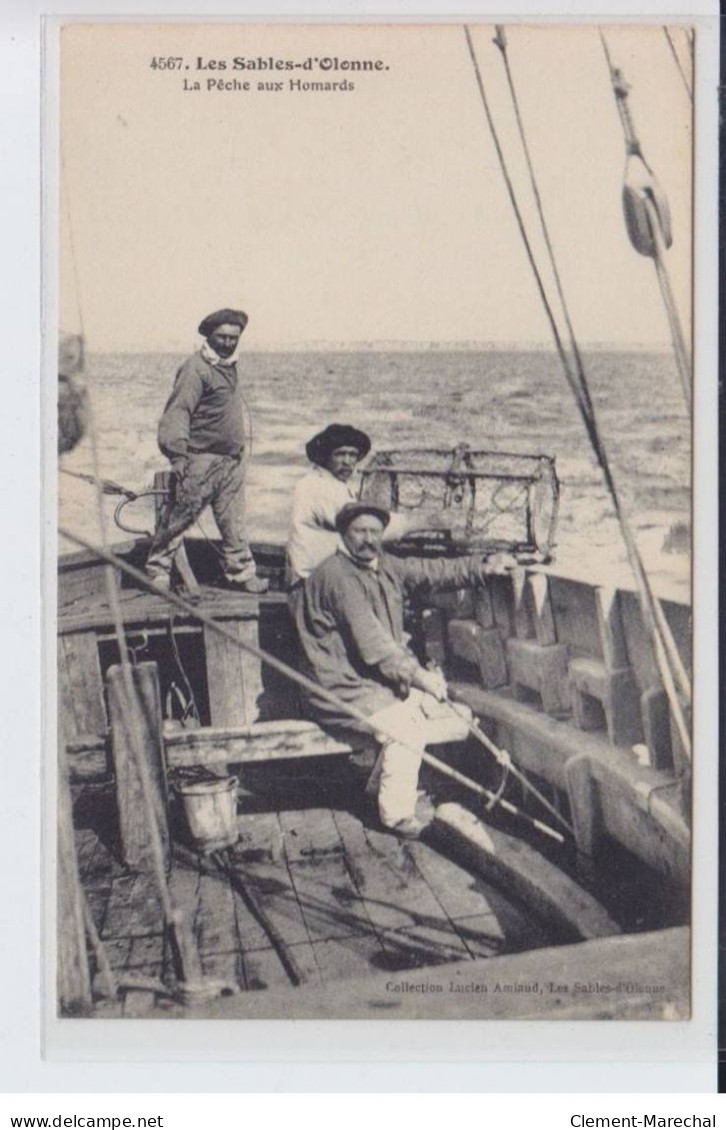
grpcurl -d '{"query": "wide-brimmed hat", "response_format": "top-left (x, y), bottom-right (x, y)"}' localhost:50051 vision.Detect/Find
top-left (305, 423), bottom-right (371, 467)
top-left (198, 308), bottom-right (249, 337)
top-left (335, 501), bottom-right (390, 533)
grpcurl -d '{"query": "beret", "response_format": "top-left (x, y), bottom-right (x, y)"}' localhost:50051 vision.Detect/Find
top-left (198, 308), bottom-right (249, 337)
top-left (305, 423), bottom-right (372, 467)
top-left (335, 501), bottom-right (390, 533)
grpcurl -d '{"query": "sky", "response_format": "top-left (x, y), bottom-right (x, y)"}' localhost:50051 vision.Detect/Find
top-left (59, 22), bottom-right (693, 352)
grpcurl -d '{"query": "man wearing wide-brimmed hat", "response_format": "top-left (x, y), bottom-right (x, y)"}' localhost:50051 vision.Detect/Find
top-left (146, 308), bottom-right (267, 593)
top-left (293, 500), bottom-right (516, 838)
top-left (286, 422), bottom-right (440, 588)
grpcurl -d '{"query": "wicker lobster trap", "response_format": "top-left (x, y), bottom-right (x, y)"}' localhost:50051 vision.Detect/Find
top-left (358, 443), bottom-right (559, 559)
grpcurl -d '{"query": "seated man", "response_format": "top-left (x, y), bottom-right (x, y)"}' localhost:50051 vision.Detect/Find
top-left (285, 422), bottom-right (444, 589)
top-left (293, 500), bottom-right (515, 838)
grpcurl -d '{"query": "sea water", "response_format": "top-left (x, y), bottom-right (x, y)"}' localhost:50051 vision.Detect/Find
top-left (58, 348), bottom-right (691, 598)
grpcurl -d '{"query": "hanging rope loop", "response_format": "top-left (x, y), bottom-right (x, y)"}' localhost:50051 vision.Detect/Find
top-left (622, 154), bottom-right (673, 257)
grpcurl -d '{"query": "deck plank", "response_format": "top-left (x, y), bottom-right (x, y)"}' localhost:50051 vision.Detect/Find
top-left (406, 840), bottom-right (496, 920)
top-left (449, 913), bottom-right (506, 958)
top-left (236, 811), bottom-right (285, 862)
top-left (102, 873), bottom-right (164, 939)
top-left (227, 854), bottom-right (310, 950)
top-left (278, 807), bottom-right (345, 863)
top-left (332, 810), bottom-right (470, 971)
top-left (311, 934), bottom-right (389, 983)
top-left (197, 868), bottom-right (241, 959)
top-left (279, 808), bottom-right (379, 947)
top-left (242, 941), bottom-right (320, 993)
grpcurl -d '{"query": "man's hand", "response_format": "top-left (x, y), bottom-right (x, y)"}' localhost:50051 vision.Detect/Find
top-left (413, 665), bottom-right (448, 702)
top-left (170, 455), bottom-right (188, 482)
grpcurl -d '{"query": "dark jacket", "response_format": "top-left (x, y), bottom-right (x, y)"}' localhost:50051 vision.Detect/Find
top-left (294, 548), bottom-right (487, 739)
top-left (158, 353), bottom-right (245, 459)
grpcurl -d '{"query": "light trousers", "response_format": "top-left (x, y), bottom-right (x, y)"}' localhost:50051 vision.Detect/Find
top-left (365, 689), bottom-right (441, 828)
top-left (147, 452), bottom-right (256, 582)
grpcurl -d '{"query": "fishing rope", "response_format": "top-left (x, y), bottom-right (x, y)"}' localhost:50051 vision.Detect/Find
top-left (662, 26), bottom-right (693, 102)
top-left (599, 28), bottom-right (692, 414)
top-left (465, 26), bottom-right (691, 759)
top-left (59, 526), bottom-right (572, 843)
top-left (445, 698), bottom-right (571, 833)
top-left (168, 609), bottom-right (201, 724)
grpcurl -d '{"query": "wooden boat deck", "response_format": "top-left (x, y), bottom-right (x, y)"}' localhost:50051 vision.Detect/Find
top-left (74, 785), bottom-right (552, 1018)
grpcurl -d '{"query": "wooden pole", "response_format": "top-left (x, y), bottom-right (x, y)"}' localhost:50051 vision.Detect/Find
top-left (107, 661), bottom-right (170, 873)
top-left (57, 734), bottom-right (92, 1014)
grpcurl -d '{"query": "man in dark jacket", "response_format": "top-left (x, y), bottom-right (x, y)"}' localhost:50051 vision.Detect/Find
top-left (146, 308), bottom-right (267, 593)
top-left (294, 501), bottom-right (515, 837)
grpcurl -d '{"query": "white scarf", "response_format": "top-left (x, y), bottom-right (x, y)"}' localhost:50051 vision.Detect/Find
top-left (200, 340), bottom-right (237, 367)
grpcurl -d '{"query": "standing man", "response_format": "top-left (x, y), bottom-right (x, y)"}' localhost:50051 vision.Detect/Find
top-left (293, 500), bottom-right (515, 838)
top-left (146, 308), bottom-right (268, 594)
top-left (286, 422), bottom-right (443, 589)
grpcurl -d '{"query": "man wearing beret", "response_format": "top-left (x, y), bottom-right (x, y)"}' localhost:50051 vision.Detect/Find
top-left (146, 309), bottom-right (268, 593)
top-left (286, 422), bottom-right (442, 589)
top-left (293, 501), bottom-right (515, 838)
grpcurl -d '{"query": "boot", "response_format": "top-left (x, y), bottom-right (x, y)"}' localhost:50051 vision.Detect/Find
top-left (225, 574), bottom-right (269, 594)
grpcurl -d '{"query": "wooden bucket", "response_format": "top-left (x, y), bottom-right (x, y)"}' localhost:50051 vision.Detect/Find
top-left (175, 774), bottom-right (239, 853)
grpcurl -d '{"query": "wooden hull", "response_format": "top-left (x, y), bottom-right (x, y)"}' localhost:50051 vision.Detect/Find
top-left (57, 536), bottom-right (691, 1018)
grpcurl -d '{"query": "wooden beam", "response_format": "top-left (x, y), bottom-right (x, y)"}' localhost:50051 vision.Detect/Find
top-left (57, 733), bottom-right (92, 1014)
top-left (178, 925), bottom-right (689, 1020)
top-left (203, 619), bottom-right (264, 727)
top-left (107, 662), bottom-right (170, 874)
top-left (58, 633), bottom-right (107, 741)
top-left (595, 585), bottom-right (629, 670)
top-left (432, 802), bottom-right (620, 941)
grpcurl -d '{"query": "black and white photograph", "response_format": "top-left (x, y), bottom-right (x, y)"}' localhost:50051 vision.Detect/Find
top-left (54, 20), bottom-right (695, 1024)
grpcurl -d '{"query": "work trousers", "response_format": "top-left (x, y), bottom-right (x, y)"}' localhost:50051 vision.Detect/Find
top-left (146, 452), bottom-right (256, 582)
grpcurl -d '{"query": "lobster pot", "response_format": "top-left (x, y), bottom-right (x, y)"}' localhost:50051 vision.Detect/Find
top-left (175, 775), bottom-right (239, 853)
top-left (359, 446), bottom-right (560, 557)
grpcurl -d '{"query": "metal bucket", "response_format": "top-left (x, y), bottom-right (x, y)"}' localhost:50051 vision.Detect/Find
top-left (175, 774), bottom-right (239, 853)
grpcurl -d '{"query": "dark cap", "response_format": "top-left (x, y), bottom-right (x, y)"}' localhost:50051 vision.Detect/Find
top-left (198, 308), bottom-right (249, 338)
top-left (305, 423), bottom-right (372, 467)
top-left (335, 501), bottom-right (391, 533)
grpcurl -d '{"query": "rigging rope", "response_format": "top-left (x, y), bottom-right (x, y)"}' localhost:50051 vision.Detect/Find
top-left (464, 25), bottom-right (691, 759)
top-left (58, 525), bottom-right (574, 841)
top-left (662, 26), bottom-right (694, 102)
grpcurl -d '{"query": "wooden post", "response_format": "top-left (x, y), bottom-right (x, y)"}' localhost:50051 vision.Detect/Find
top-left (57, 732), bottom-right (92, 1014)
top-left (58, 633), bottom-right (107, 742)
top-left (640, 686), bottom-right (674, 771)
top-left (107, 662), bottom-right (170, 873)
top-left (203, 618), bottom-right (263, 727)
